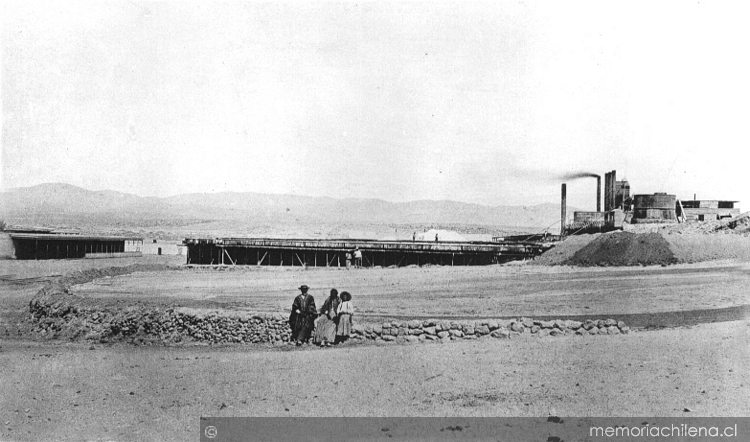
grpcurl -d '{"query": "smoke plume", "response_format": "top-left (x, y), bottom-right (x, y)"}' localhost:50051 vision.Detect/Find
top-left (559, 172), bottom-right (600, 180)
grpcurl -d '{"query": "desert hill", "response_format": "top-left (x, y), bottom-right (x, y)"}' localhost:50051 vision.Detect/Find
top-left (0, 183), bottom-right (573, 235)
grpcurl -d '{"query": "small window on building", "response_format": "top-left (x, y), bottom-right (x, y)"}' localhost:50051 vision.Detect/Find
top-left (153, 239), bottom-right (157, 243)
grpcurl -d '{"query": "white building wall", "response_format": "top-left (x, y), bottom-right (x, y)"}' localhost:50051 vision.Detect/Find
top-left (142, 239), bottom-right (186, 255)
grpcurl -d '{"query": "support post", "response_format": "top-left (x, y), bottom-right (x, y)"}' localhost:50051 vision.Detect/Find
top-left (223, 248), bottom-right (235, 266)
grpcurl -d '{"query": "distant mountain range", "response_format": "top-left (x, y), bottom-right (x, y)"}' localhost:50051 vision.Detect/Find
top-left (0, 183), bottom-right (574, 233)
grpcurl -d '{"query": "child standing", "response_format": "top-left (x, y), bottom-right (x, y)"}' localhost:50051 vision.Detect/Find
top-left (335, 291), bottom-right (354, 344)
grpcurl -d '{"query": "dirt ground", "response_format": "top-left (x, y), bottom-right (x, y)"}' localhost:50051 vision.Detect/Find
top-left (664, 232), bottom-right (750, 263)
top-left (1, 320), bottom-right (748, 441)
top-left (2, 254), bottom-right (750, 441)
top-left (0, 256), bottom-right (184, 339)
top-left (72, 262), bottom-right (750, 319)
top-left (0, 255), bottom-right (184, 281)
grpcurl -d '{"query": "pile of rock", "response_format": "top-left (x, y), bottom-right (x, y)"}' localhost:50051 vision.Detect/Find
top-left (356, 317), bottom-right (629, 343)
top-left (29, 291), bottom-right (293, 345)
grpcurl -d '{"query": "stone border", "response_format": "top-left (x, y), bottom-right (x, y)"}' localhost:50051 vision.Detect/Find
top-left (362, 317), bottom-right (630, 344)
top-left (26, 266), bottom-right (630, 345)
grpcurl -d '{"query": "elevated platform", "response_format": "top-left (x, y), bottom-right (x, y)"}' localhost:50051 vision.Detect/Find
top-left (184, 237), bottom-right (554, 267)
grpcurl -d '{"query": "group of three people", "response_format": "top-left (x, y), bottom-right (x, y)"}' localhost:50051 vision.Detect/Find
top-left (289, 285), bottom-right (354, 346)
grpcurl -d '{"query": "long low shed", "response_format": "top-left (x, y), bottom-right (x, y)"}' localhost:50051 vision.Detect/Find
top-left (7, 233), bottom-right (143, 260)
top-left (184, 237), bottom-right (552, 267)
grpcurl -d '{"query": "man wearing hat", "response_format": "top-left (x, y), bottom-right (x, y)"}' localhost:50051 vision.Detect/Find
top-left (353, 247), bottom-right (362, 268)
top-left (289, 285), bottom-right (317, 346)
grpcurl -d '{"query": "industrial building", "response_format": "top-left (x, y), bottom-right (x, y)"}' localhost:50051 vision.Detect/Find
top-left (0, 231), bottom-right (143, 260)
top-left (184, 237), bottom-right (551, 267)
top-left (142, 238), bottom-right (188, 256)
top-left (561, 169), bottom-right (740, 233)
top-left (631, 193), bottom-right (677, 223)
top-left (679, 200), bottom-right (739, 221)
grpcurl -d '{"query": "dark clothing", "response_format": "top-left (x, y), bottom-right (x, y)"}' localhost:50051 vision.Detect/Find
top-left (316, 294), bottom-right (341, 344)
top-left (319, 295), bottom-right (341, 322)
top-left (289, 293), bottom-right (317, 343)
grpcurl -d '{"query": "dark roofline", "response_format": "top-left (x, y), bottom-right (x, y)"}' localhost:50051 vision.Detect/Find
top-left (9, 233), bottom-right (144, 241)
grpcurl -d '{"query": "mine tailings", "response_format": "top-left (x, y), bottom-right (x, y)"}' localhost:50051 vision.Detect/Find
top-left (563, 231), bottom-right (678, 267)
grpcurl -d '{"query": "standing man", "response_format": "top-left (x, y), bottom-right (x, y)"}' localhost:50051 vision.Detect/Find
top-left (354, 247), bottom-right (363, 268)
top-left (289, 285), bottom-right (317, 346)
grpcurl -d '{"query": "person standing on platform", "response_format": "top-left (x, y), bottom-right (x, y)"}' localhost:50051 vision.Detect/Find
top-left (354, 247), bottom-right (363, 268)
top-left (289, 285), bottom-right (317, 346)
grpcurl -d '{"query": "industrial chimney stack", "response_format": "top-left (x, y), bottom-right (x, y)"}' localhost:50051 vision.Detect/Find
top-left (597, 176), bottom-right (601, 212)
top-left (561, 183), bottom-right (567, 236)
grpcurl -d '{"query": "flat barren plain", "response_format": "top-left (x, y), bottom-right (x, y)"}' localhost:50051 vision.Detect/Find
top-left (72, 261), bottom-right (750, 325)
top-left (1, 253), bottom-right (749, 441)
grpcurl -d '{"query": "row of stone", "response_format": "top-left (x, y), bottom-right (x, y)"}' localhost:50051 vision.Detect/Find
top-left (30, 296), bottom-right (296, 344)
top-left (354, 317), bottom-right (630, 342)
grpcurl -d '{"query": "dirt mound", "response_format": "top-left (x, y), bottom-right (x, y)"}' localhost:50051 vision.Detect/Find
top-left (563, 231), bottom-right (678, 267)
top-left (530, 234), bottom-right (599, 265)
top-left (663, 232), bottom-right (750, 263)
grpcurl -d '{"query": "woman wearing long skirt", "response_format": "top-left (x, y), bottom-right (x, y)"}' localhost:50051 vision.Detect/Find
top-left (335, 291), bottom-right (354, 344)
top-left (314, 289), bottom-right (340, 347)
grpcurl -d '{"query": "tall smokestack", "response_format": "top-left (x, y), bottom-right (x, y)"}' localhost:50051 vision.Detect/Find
top-left (597, 176), bottom-right (601, 212)
top-left (604, 172), bottom-right (610, 212)
top-left (561, 183), bottom-right (567, 236)
top-left (610, 170), bottom-right (617, 210)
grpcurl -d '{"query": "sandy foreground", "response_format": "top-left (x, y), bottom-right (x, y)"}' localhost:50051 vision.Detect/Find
top-left (1, 319), bottom-right (749, 441)
top-left (1, 255), bottom-right (750, 441)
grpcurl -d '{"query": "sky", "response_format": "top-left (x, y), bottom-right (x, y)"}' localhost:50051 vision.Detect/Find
top-left (2, 1), bottom-right (750, 211)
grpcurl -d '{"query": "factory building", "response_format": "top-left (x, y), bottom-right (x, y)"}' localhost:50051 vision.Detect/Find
top-left (565, 170), bottom-right (626, 234)
top-left (615, 179), bottom-right (631, 210)
top-left (678, 200), bottom-right (740, 221)
top-left (573, 211), bottom-right (605, 224)
top-left (560, 166), bottom-right (741, 233)
top-left (631, 193), bottom-right (677, 223)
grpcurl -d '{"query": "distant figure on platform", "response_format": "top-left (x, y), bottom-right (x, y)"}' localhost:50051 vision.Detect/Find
top-left (412, 232), bottom-right (416, 242)
top-left (289, 285), bottom-right (317, 346)
top-left (435, 233), bottom-right (439, 242)
top-left (335, 291), bottom-right (354, 344)
top-left (345, 251), bottom-right (352, 269)
top-left (354, 247), bottom-right (363, 268)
